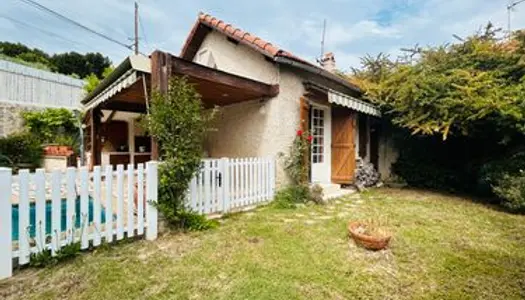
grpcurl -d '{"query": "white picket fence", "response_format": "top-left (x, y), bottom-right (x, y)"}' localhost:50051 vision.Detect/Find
top-left (0, 161), bottom-right (158, 280)
top-left (188, 157), bottom-right (275, 215)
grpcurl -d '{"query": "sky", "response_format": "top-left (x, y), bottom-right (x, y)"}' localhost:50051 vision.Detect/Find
top-left (2, 0), bottom-right (525, 72)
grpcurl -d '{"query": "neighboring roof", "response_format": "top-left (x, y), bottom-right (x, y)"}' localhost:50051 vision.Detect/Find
top-left (180, 13), bottom-right (361, 93)
top-left (81, 55), bottom-right (150, 105)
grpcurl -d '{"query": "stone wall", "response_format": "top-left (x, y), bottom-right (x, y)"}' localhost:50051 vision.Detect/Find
top-left (0, 102), bottom-right (40, 137)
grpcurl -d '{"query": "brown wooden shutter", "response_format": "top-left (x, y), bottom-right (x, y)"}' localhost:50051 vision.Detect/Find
top-left (331, 107), bottom-right (356, 184)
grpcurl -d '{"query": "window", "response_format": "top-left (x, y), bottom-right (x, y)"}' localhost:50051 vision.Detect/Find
top-left (311, 108), bottom-right (325, 164)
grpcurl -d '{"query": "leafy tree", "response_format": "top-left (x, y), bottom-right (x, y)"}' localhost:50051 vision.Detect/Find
top-left (352, 25), bottom-right (525, 140)
top-left (84, 66), bottom-right (114, 93)
top-left (144, 77), bottom-right (217, 229)
top-left (0, 41), bottom-right (111, 78)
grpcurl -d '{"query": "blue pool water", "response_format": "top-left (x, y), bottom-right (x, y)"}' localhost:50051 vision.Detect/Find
top-left (11, 197), bottom-right (108, 241)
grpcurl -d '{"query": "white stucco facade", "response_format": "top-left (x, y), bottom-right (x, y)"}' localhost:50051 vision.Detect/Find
top-left (195, 31), bottom-right (304, 186)
top-left (194, 29), bottom-right (396, 186)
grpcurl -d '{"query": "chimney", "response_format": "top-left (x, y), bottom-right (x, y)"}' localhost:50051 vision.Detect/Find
top-left (320, 52), bottom-right (336, 73)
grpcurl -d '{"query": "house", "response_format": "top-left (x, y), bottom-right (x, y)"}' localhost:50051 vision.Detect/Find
top-left (81, 13), bottom-right (397, 191)
top-left (0, 59), bottom-right (85, 137)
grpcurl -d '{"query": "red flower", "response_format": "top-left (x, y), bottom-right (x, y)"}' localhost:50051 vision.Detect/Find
top-left (296, 130), bottom-right (303, 136)
top-left (307, 135), bottom-right (313, 143)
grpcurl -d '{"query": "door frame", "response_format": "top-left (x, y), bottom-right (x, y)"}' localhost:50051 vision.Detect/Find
top-left (309, 103), bottom-right (331, 184)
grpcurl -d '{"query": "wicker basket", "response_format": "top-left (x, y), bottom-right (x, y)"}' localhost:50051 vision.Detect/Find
top-left (348, 221), bottom-right (391, 251)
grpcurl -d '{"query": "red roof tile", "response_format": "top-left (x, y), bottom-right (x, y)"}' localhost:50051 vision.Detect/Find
top-left (181, 12), bottom-right (314, 66)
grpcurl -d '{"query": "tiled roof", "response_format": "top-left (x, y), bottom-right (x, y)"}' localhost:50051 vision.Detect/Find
top-left (181, 12), bottom-right (314, 66)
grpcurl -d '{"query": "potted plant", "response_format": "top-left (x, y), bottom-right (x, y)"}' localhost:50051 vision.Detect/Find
top-left (348, 219), bottom-right (392, 251)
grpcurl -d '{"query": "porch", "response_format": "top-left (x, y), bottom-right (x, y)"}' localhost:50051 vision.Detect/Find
top-left (81, 51), bottom-right (279, 169)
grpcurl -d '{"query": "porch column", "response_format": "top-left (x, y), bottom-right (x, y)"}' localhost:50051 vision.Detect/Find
top-left (150, 51), bottom-right (172, 161)
top-left (89, 108), bottom-right (101, 169)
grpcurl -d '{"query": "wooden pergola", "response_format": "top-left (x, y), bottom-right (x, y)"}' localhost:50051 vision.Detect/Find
top-left (82, 51), bottom-right (279, 169)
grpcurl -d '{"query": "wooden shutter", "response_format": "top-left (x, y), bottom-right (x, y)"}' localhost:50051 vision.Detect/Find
top-left (331, 108), bottom-right (356, 184)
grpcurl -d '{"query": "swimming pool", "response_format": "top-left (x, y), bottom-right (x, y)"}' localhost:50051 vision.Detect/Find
top-left (11, 197), bottom-right (108, 241)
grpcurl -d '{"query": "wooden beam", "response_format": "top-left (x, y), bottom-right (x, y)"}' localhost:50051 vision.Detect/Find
top-left (171, 56), bottom-right (279, 98)
top-left (102, 101), bottom-right (147, 113)
top-left (89, 108), bottom-right (101, 170)
top-left (150, 51), bottom-right (172, 160)
top-left (106, 110), bottom-right (117, 123)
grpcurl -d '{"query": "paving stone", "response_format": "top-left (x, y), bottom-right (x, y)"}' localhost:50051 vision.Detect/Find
top-left (305, 220), bottom-right (316, 225)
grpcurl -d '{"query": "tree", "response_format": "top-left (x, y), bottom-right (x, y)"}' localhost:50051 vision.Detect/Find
top-left (0, 41), bottom-right (112, 79)
top-left (352, 26), bottom-right (525, 140)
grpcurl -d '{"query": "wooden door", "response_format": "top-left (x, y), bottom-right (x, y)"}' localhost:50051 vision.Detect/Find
top-left (331, 107), bottom-right (356, 184)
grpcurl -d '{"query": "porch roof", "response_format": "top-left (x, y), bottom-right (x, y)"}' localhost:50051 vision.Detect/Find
top-left (82, 52), bottom-right (280, 113)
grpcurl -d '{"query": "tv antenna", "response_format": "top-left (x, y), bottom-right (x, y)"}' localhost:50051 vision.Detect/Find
top-left (317, 19), bottom-right (327, 65)
top-left (507, 0), bottom-right (525, 39)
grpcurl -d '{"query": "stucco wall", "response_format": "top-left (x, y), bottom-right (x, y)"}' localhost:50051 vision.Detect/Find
top-left (196, 30), bottom-right (304, 186)
top-left (195, 29), bottom-right (397, 185)
top-left (195, 30), bottom-right (279, 84)
top-left (0, 102), bottom-right (40, 137)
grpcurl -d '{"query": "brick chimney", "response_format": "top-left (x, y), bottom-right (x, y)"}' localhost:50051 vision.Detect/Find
top-left (320, 52), bottom-right (336, 73)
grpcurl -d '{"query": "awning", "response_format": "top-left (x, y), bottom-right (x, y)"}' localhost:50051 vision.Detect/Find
top-left (84, 69), bottom-right (139, 111)
top-left (82, 55), bottom-right (151, 111)
top-left (328, 89), bottom-right (381, 117)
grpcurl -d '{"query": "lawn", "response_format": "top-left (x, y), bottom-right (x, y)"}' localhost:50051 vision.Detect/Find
top-left (2, 188), bottom-right (525, 300)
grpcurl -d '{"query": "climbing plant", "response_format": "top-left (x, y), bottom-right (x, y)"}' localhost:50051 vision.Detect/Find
top-left (144, 76), bottom-right (217, 229)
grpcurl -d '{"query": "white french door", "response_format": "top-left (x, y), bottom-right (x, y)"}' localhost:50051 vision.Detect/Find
top-left (310, 105), bottom-right (331, 183)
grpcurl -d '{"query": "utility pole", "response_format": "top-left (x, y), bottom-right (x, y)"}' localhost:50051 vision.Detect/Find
top-left (507, 0), bottom-right (525, 39)
top-left (134, 1), bottom-right (139, 55)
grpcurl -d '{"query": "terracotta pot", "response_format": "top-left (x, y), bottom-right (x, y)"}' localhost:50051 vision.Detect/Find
top-left (348, 221), bottom-right (391, 251)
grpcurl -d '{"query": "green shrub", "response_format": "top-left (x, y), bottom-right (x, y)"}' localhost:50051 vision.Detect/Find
top-left (0, 132), bottom-right (42, 169)
top-left (272, 185), bottom-right (311, 209)
top-left (478, 152), bottom-right (525, 196)
top-left (492, 172), bottom-right (525, 212)
top-left (145, 77), bottom-right (216, 230)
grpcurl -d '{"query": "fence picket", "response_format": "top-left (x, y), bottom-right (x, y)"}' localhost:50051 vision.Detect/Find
top-left (18, 170), bottom-right (30, 265)
top-left (211, 160), bottom-right (216, 213)
top-left (127, 164), bottom-right (134, 238)
top-left (137, 164), bottom-right (144, 235)
top-left (116, 165), bottom-right (124, 240)
top-left (51, 170), bottom-right (61, 256)
top-left (93, 166), bottom-right (102, 246)
top-left (105, 166), bottom-right (114, 243)
top-left (0, 168), bottom-right (12, 279)
top-left (204, 161), bottom-right (211, 214)
top-left (146, 161), bottom-right (158, 241)
top-left (35, 169), bottom-right (46, 252)
top-left (79, 167), bottom-right (89, 250)
top-left (66, 168), bottom-right (76, 244)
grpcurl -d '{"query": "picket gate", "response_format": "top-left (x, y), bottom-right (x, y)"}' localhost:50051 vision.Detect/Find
top-left (188, 157), bottom-right (275, 215)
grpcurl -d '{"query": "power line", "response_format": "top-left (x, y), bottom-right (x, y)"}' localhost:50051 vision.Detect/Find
top-left (0, 15), bottom-right (123, 58)
top-left (138, 13), bottom-right (149, 49)
top-left (18, 0), bottom-right (133, 51)
top-left (1, 15), bottom-right (86, 48)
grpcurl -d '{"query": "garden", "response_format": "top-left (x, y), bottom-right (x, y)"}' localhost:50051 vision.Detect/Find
top-left (2, 188), bottom-right (525, 299)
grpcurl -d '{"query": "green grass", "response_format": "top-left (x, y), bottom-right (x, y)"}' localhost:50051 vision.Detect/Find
top-left (2, 188), bottom-right (525, 299)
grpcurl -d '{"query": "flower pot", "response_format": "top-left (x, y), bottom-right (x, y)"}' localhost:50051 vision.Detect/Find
top-left (348, 221), bottom-right (391, 251)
